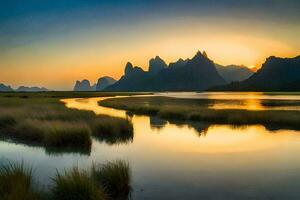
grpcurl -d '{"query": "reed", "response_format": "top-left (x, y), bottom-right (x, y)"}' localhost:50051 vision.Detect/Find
top-left (92, 160), bottom-right (131, 199)
top-left (0, 161), bottom-right (42, 200)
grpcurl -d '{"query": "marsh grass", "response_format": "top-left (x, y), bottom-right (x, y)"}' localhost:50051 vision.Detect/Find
top-left (0, 160), bottom-right (131, 200)
top-left (91, 116), bottom-right (133, 145)
top-left (41, 121), bottom-right (92, 148)
top-left (0, 161), bottom-right (42, 200)
top-left (92, 160), bottom-right (131, 200)
top-left (99, 96), bottom-right (300, 128)
top-left (52, 167), bottom-right (106, 200)
top-left (0, 93), bottom-right (135, 154)
top-left (52, 160), bottom-right (131, 200)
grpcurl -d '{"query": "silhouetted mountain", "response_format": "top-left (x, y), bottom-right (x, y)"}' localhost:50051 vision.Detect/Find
top-left (0, 83), bottom-right (13, 92)
top-left (106, 51), bottom-right (226, 91)
top-left (215, 64), bottom-right (253, 83)
top-left (169, 58), bottom-right (188, 69)
top-left (16, 86), bottom-right (49, 92)
top-left (96, 76), bottom-right (116, 91)
top-left (91, 84), bottom-right (97, 91)
top-left (73, 79), bottom-right (93, 91)
top-left (148, 56), bottom-right (167, 74)
top-left (211, 55), bottom-right (300, 91)
top-left (107, 62), bottom-right (149, 91)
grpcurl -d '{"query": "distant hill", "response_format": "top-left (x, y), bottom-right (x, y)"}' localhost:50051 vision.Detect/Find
top-left (215, 64), bottom-right (253, 83)
top-left (0, 84), bottom-right (49, 92)
top-left (96, 76), bottom-right (116, 91)
top-left (106, 51), bottom-right (226, 91)
top-left (16, 86), bottom-right (49, 92)
top-left (211, 55), bottom-right (300, 91)
top-left (73, 76), bottom-right (116, 91)
top-left (0, 83), bottom-right (13, 92)
top-left (74, 79), bottom-right (93, 91)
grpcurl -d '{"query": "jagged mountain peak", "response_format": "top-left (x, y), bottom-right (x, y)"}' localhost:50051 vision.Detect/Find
top-left (154, 55), bottom-right (162, 60)
top-left (193, 50), bottom-right (209, 61)
top-left (149, 56), bottom-right (167, 74)
top-left (125, 62), bottom-right (134, 75)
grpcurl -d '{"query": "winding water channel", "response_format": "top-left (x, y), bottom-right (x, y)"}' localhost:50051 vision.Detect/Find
top-left (1, 92), bottom-right (300, 199)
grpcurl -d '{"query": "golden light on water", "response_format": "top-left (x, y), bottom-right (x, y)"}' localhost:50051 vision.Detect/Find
top-left (62, 96), bottom-right (300, 155)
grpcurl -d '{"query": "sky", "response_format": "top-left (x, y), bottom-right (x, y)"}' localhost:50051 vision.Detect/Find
top-left (0, 0), bottom-right (299, 90)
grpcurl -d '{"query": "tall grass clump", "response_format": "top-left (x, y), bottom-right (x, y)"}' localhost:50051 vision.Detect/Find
top-left (0, 161), bottom-right (42, 200)
top-left (0, 110), bottom-right (16, 128)
top-left (51, 160), bottom-right (131, 200)
top-left (0, 159), bottom-right (131, 200)
top-left (13, 120), bottom-right (92, 153)
top-left (91, 116), bottom-right (133, 145)
top-left (42, 121), bottom-right (92, 148)
top-left (92, 160), bottom-right (131, 200)
top-left (52, 167), bottom-right (107, 200)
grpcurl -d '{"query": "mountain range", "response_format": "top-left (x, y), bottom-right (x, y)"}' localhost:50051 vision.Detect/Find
top-left (211, 55), bottom-right (300, 91)
top-left (2, 52), bottom-right (298, 92)
top-left (73, 76), bottom-right (116, 91)
top-left (0, 84), bottom-right (49, 92)
top-left (215, 64), bottom-right (253, 83)
top-left (74, 51), bottom-right (294, 92)
top-left (106, 51), bottom-right (226, 91)
top-left (105, 51), bottom-right (257, 91)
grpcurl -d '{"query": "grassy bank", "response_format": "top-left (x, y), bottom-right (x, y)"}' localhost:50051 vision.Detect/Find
top-left (92, 115), bottom-right (133, 145)
top-left (99, 96), bottom-right (300, 129)
top-left (0, 91), bottom-right (151, 99)
top-left (0, 92), bottom-right (135, 154)
top-left (0, 160), bottom-right (131, 200)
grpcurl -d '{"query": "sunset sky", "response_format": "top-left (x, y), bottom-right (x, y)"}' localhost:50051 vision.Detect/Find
top-left (0, 0), bottom-right (299, 90)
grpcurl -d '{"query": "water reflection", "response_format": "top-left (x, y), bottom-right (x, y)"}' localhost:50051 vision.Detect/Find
top-left (92, 129), bottom-right (133, 146)
top-left (149, 116), bottom-right (167, 130)
top-left (0, 136), bottom-right (91, 156)
top-left (62, 97), bottom-right (300, 154)
top-left (1, 95), bottom-right (300, 199)
top-left (158, 92), bottom-right (300, 111)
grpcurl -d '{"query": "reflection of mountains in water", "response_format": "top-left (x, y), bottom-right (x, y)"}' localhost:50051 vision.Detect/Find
top-left (93, 130), bottom-right (133, 146)
top-left (150, 116), bottom-right (168, 130)
top-left (149, 116), bottom-right (210, 136)
top-left (149, 116), bottom-right (300, 136)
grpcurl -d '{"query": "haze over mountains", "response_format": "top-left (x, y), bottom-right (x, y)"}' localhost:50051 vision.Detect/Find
top-left (215, 64), bottom-right (253, 83)
top-left (212, 55), bottom-right (300, 91)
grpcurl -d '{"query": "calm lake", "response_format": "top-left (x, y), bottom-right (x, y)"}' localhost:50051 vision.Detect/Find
top-left (1, 92), bottom-right (300, 199)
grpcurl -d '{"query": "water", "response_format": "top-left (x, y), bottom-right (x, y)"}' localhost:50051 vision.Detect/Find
top-left (1, 92), bottom-right (300, 199)
top-left (157, 92), bottom-right (300, 110)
